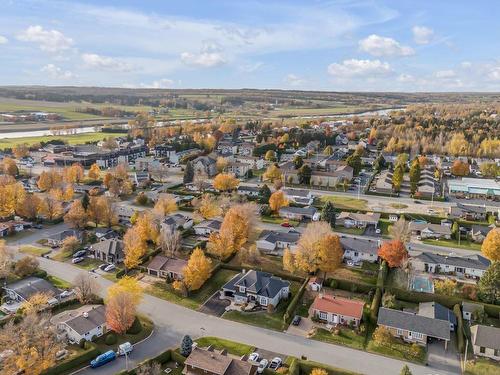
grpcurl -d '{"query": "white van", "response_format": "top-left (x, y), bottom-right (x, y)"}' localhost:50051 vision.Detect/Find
top-left (117, 342), bottom-right (133, 356)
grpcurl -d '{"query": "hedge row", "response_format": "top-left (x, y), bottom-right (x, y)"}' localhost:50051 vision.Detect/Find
top-left (370, 288), bottom-right (382, 323)
top-left (453, 304), bottom-right (465, 353)
top-left (42, 343), bottom-right (100, 375)
top-left (220, 263), bottom-right (305, 283)
top-left (283, 277), bottom-right (309, 324)
top-left (376, 261), bottom-right (388, 290)
top-left (324, 278), bottom-right (376, 294)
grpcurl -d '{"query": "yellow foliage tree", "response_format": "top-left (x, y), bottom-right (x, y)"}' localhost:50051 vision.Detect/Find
top-left (0, 182), bottom-right (25, 217)
top-left (263, 164), bottom-right (282, 182)
top-left (283, 248), bottom-right (296, 273)
top-left (1, 157), bottom-right (18, 176)
top-left (269, 190), bottom-right (289, 212)
top-left (64, 200), bottom-right (88, 229)
top-left (310, 369), bottom-right (328, 375)
top-left (63, 185), bottom-right (74, 201)
top-left (135, 212), bottom-right (159, 244)
top-left (179, 247), bottom-right (212, 292)
top-left (216, 157), bottom-right (229, 173)
top-left (12, 143), bottom-right (30, 159)
top-left (194, 193), bottom-right (222, 219)
top-left (207, 228), bottom-right (234, 260)
top-left (482, 228), bottom-right (500, 261)
top-left (213, 173), bottom-right (239, 192)
top-left (153, 194), bottom-right (177, 217)
top-left (123, 227), bottom-right (147, 270)
top-left (22, 292), bottom-right (51, 315)
top-left (88, 163), bottom-right (101, 180)
top-left (107, 276), bottom-right (143, 305)
top-left (220, 203), bottom-right (257, 251)
top-left (38, 194), bottom-right (63, 220)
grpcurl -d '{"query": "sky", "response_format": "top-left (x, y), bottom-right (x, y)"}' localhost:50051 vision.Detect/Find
top-left (1, 0), bottom-right (500, 91)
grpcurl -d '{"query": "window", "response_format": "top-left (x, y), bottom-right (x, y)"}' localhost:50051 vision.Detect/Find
top-left (319, 312), bottom-right (328, 320)
top-left (494, 349), bottom-right (499, 357)
top-left (480, 347), bottom-right (485, 354)
top-left (396, 329), bottom-right (403, 336)
top-left (412, 332), bottom-right (423, 340)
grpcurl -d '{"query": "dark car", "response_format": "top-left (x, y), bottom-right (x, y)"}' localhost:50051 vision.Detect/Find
top-left (33, 224), bottom-right (43, 229)
top-left (292, 315), bottom-right (301, 326)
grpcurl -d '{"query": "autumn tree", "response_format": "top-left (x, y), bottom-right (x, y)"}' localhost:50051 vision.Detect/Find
top-left (378, 240), bottom-right (408, 268)
top-left (392, 165), bottom-right (404, 192)
top-left (400, 365), bottom-right (413, 375)
top-left (283, 248), bottom-right (295, 273)
top-left (479, 162), bottom-right (499, 178)
top-left (481, 228), bottom-right (500, 261)
top-left (220, 203), bottom-right (257, 250)
top-left (106, 290), bottom-right (137, 334)
top-left (159, 228), bottom-right (182, 257)
top-left (323, 145), bottom-right (334, 155)
top-left (269, 190), bottom-right (288, 213)
top-left (297, 165), bottom-right (312, 184)
top-left (135, 212), bottom-right (159, 244)
top-left (61, 235), bottom-right (80, 255)
top-left (37, 170), bottom-right (63, 191)
top-left (123, 227), bottom-right (147, 270)
top-left (409, 159), bottom-right (421, 195)
top-left (263, 164), bottom-right (282, 182)
top-left (97, 196), bottom-right (118, 228)
top-left (38, 194), bottom-right (63, 221)
top-left (14, 256), bottom-right (39, 278)
top-left (216, 157), bottom-right (229, 173)
top-left (0, 312), bottom-right (64, 375)
top-left (448, 132), bottom-right (469, 156)
top-left (213, 173), bottom-right (239, 192)
top-left (73, 273), bottom-right (98, 304)
top-left (310, 369), bottom-right (328, 375)
top-left (264, 150), bottom-right (277, 162)
top-left (389, 217), bottom-right (410, 244)
top-left (2, 157), bottom-right (18, 176)
top-left (153, 194), bottom-right (177, 217)
top-left (88, 163), bottom-right (101, 180)
top-left (372, 326), bottom-right (393, 346)
top-left (450, 160), bottom-right (469, 176)
top-left (12, 143), bottom-right (30, 159)
top-left (0, 240), bottom-right (13, 279)
top-left (64, 200), bottom-right (88, 229)
top-left (0, 181), bottom-right (26, 217)
top-left (207, 227), bottom-right (234, 261)
top-left (193, 193), bottom-right (222, 220)
top-left (174, 247), bottom-right (212, 293)
top-left (64, 163), bottom-right (84, 184)
top-left (22, 292), bottom-right (51, 315)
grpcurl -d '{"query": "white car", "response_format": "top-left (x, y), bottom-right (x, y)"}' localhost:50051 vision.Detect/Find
top-left (104, 264), bottom-right (116, 272)
top-left (72, 257), bottom-right (84, 264)
top-left (60, 290), bottom-right (74, 298)
top-left (248, 352), bottom-right (259, 362)
top-left (269, 357), bottom-right (282, 370)
top-left (375, 228), bottom-right (381, 234)
top-left (416, 235), bottom-right (422, 241)
top-left (257, 359), bottom-right (268, 374)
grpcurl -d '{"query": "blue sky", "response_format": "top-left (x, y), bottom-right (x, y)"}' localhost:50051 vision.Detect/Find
top-left (1, 0), bottom-right (499, 91)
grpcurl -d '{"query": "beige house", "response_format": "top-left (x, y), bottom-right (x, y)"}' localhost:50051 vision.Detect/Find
top-left (470, 325), bottom-right (500, 361)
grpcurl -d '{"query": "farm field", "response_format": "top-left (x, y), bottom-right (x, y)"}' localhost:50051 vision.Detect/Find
top-left (0, 131), bottom-right (123, 149)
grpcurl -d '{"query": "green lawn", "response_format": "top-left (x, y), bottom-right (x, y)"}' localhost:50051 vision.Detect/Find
top-left (94, 315), bottom-right (153, 353)
top-left (146, 269), bottom-right (238, 310)
top-left (465, 358), bottom-right (500, 375)
top-left (378, 219), bottom-right (392, 236)
top-left (319, 196), bottom-right (368, 211)
top-left (333, 226), bottom-right (365, 235)
top-left (0, 101), bottom-right (105, 120)
top-left (195, 337), bottom-right (254, 357)
top-left (389, 203), bottom-right (408, 209)
top-left (260, 215), bottom-right (300, 226)
top-left (422, 238), bottom-right (482, 251)
top-left (366, 339), bottom-right (426, 364)
top-left (74, 258), bottom-right (103, 271)
top-left (47, 275), bottom-right (73, 289)
top-left (19, 245), bottom-right (51, 256)
top-left (222, 281), bottom-right (300, 331)
top-left (313, 327), bottom-right (366, 350)
top-left (0, 132), bottom-right (122, 150)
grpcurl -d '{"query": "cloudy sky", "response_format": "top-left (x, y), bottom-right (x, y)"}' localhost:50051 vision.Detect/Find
top-left (1, 0), bottom-right (500, 91)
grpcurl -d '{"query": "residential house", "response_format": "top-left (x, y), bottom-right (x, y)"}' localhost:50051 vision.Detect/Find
top-left (408, 222), bottom-right (452, 239)
top-left (226, 162), bottom-right (251, 177)
top-left (221, 270), bottom-right (290, 308)
top-left (238, 142), bottom-right (256, 157)
top-left (281, 188), bottom-right (314, 205)
top-left (310, 294), bottom-right (365, 327)
top-left (133, 171), bottom-right (150, 187)
top-left (193, 219), bottom-right (222, 236)
top-left (3, 276), bottom-right (60, 304)
top-left (162, 213), bottom-right (194, 233)
top-left (340, 236), bottom-right (379, 264)
top-left (411, 253), bottom-right (490, 279)
top-left (135, 157), bottom-right (160, 171)
top-left (469, 225), bottom-right (493, 243)
top-left (145, 255), bottom-right (187, 280)
top-left (47, 229), bottom-right (81, 247)
top-left (470, 325), bottom-right (500, 361)
top-left (462, 302), bottom-right (484, 322)
top-left (51, 305), bottom-right (107, 344)
top-left (279, 206), bottom-right (320, 221)
top-left (183, 346), bottom-right (257, 375)
top-left (91, 239), bottom-right (124, 264)
top-left (418, 302), bottom-right (457, 331)
top-left (374, 170), bottom-right (394, 194)
top-left (116, 205), bottom-right (145, 224)
top-left (337, 212), bottom-right (381, 229)
top-left (192, 155), bottom-right (217, 177)
top-left (237, 185), bottom-right (260, 198)
top-left (0, 224), bottom-right (8, 237)
top-left (152, 144), bottom-right (176, 159)
top-left (217, 140), bottom-right (239, 155)
top-left (233, 155), bottom-right (264, 170)
top-left (377, 307), bottom-right (451, 348)
top-left (449, 203), bottom-right (488, 221)
top-left (256, 230), bottom-right (300, 255)
top-left (94, 228), bottom-right (118, 241)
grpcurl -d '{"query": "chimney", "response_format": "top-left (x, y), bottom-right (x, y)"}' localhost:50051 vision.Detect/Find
top-left (83, 312), bottom-right (89, 318)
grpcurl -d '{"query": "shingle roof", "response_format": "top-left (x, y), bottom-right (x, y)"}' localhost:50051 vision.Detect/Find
top-left (378, 307), bottom-right (451, 341)
top-left (258, 230), bottom-right (300, 244)
top-left (5, 276), bottom-right (60, 300)
top-left (337, 211), bottom-right (381, 224)
top-left (91, 239), bottom-right (124, 257)
top-left (65, 305), bottom-right (106, 335)
top-left (340, 236), bottom-right (379, 255)
top-left (418, 302), bottom-right (457, 326)
top-left (471, 325), bottom-right (500, 350)
top-left (184, 347), bottom-right (255, 375)
top-left (147, 255), bottom-right (187, 274)
top-left (311, 295), bottom-right (365, 319)
top-left (282, 188), bottom-right (311, 198)
top-left (408, 222), bottom-right (452, 235)
top-left (223, 270), bottom-right (290, 299)
top-left (279, 206), bottom-right (317, 216)
top-left (462, 301), bottom-right (484, 314)
top-left (414, 253), bottom-right (490, 270)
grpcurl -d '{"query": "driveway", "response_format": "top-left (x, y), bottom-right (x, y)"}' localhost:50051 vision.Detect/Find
top-left (198, 292), bottom-right (230, 317)
top-left (286, 316), bottom-right (314, 337)
top-left (426, 337), bottom-right (461, 374)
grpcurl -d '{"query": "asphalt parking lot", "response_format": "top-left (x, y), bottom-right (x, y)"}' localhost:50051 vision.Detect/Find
top-left (198, 292), bottom-right (230, 317)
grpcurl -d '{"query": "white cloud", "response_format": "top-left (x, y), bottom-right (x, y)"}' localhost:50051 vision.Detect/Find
top-left (435, 70), bottom-right (456, 78)
top-left (81, 53), bottom-right (133, 72)
top-left (397, 73), bottom-right (415, 83)
top-left (284, 74), bottom-right (306, 86)
top-left (181, 41), bottom-right (227, 67)
top-left (327, 59), bottom-right (392, 78)
top-left (238, 62), bottom-right (264, 73)
top-left (359, 34), bottom-right (414, 57)
top-left (0, 36), bottom-right (8, 44)
top-left (41, 64), bottom-right (74, 79)
top-left (18, 25), bottom-right (73, 52)
top-left (488, 67), bottom-right (500, 81)
top-left (412, 26), bottom-right (434, 45)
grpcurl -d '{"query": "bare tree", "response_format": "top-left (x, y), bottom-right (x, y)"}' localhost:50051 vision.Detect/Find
top-left (73, 273), bottom-right (99, 304)
top-left (159, 228), bottom-right (182, 257)
top-left (193, 171), bottom-right (208, 192)
top-left (389, 217), bottom-right (411, 244)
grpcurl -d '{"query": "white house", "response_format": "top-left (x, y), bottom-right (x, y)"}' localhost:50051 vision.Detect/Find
top-left (256, 230), bottom-right (300, 255)
top-left (279, 206), bottom-right (320, 221)
top-left (340, 236), bottom-right (380, 264)
top-left (470, 325), bottom-right (500, 361)
top-left (193, 219), bottom-right (222, 236)
top-left (51, 305), bottom-right (107, 344)
top-left (408, 222), bottom-right (452, 239)
top-left (337, 212), bottom-right (381, 229)
top-left (411, 253), bottom-right (490, 279)
top-left (281, 188), bottom-right (314, 205)
top-left (237, 185), bottom-right (260, 197)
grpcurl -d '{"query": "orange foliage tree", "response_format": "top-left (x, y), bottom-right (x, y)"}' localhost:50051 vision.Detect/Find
top-left (378, 240), bottom-right (408, 268)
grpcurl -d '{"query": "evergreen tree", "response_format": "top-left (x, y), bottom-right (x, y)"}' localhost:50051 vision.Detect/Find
top-left (477, 262), bottom-right (500, 305)
top-left (400, 365), bottom-right (412, 375)
top-left (298, 165), bottom-right (312, 185)
top-left (346, 153), bottom-right (362, 175)
top-left (259, 184), bottom-right (272, 204)
top-left (81, 192), bottom-right (90, 211)
top-left (180, 335), bottom-right (193, 357)
top-left (183, 162), bottom-right (194, 184)
top-left (293, 155), bottom-right (304, 170)
top-left (321, 201), bottom-right (336, 228)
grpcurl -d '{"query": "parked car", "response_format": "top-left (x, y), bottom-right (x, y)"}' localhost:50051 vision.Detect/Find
top-left (60, 290), bottom-right (74, 298)
top-left (416, 235), bottom-right (422, 241)
top-left (90, 350), bottom-right (116, 368)
top-left (72, 257), bottom-right (84, 264)
top-left (292, 315), bottom-right (301, 326)
top-left (104, 264), bottom-right (116, 272)
top-left (257, 359), bottom-right (269, 374)
top-left (99, 263), bottom-right (110, 271)
top-left (281, 222), bottom-right (292, 228)
top-left (248, 352), bottom-right (260, 362)
top-left (73, 250), bottom-right (87, 258)
top-left (375, 228), bottom-right (381, 234)
top-left (33, 224), bottom-right (43, 229)
top-left (269, 357), bottom-right (282, 370)
top-left (117, 342), bottom-right (133, 356)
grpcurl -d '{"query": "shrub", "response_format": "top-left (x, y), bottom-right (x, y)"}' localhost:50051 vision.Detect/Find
top-left (180, 335), bottom-right (193, 357)
top-left (453, 304), bottom-right (465, 353)
top-left (329, 279), bottom-right (338, 289)
top-left (79, 339), bottom-right (87, 349)
top-left (127, 316), bottom-right (143, 335)
top-left (105, 333), bottom-right (117, 345)
top-left (382, 292), bottom-right (396, 309)
top-left (42, 343), bottom-right (100, 375)
top-left (370, 288), bottom-right (382, 322)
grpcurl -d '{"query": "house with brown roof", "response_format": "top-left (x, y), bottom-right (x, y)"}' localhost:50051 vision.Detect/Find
top-left (310, 294), bottom-right (365, 327)
top-left (183, 346), bottom-right (257, 375)
top-left (145, 255), bottom-right (187, 281)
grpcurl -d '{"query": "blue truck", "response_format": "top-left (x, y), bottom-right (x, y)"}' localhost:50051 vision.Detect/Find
top-left (90, 350), bottom-right (116, 368)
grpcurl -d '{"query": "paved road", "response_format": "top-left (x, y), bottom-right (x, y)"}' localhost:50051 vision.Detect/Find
top-left (22, 255), bottom-right (456, 375)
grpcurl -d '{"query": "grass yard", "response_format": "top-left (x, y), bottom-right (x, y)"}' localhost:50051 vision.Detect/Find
top-left (330, 266), bottom-right (377, 286)
top-left (19, 245), bottom-right (51, 256)
top-left (465, 358), bottom-right (500, 375)
top-left (366, 339), bottom-right (426, 364)
top-left (222, 281), bottom-right (300, 331)
top-left (320, 196), bottom-right (368, 211)
top-left (145, 269), bottom-right (238, 310)
top-left (422, 238), bottom-right (482, 251)
top-left (313, 327), bottom-right (366, 350)
top-left (260, 215), bottom-right (300, 226)
top-left (0, 132), bottom-right (121, 150)
top-left (74, 258), bottom-right (103, 271)
top-left (0, 100), bottom-right (105, 120)
top-left (47, 275), bottom-right (73, 289)
top-left (195, 337), bottom-right (254, 357)
top-left (333, 226), bottom-right (365, 235)
top-left (94, 315), bottom-right (153, 353)
top-left (378, 219), bottom-right (392, 236)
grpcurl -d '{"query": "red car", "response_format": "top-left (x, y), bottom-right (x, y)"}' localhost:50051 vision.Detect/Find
top-left (281, 222), bottom-right (292, 228)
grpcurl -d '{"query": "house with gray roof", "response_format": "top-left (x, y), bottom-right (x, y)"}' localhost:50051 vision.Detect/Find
top-left (337, 211), bottom-right (381, 229)
top-left (462, 301), bottom-right (484, 322)
top-left (192, 155), bottom-right (217, 177)
top-left (237, 185), bottom-right (260, 197)
top-left (256, 230), bottom-right (300, 255)
top-left (468, 225), bottom-right (494, 243)
top-left (194, 219), bottom-right (222, 236)
top-left (449, 203), bottom-right (488, 221)
top-left (47, 229), bottom-right (82, 247)
top-left (377, 307), bottom-right (451, 348)
top-left (279, 206), bottom-right (320, 221)
top-left (418, 302), bottom-right (456, 330)
top-left (91, 238), bottom-right (124, 264)
top-left (221, 270), bottom-right (290, 308)
top-left (282, 188), bottom-right (314, 205)
top-left (411, 252), bottom-right (490, 279)
top-left (51, 305), bottom-right (107, 344)
top-left (470, 325), bottom-right (500, 361)
top-left (3, 276), bottom-right (60, 304)
top-left (408, 222), bottom-right (452, 239)
top-left (340, 236), bottom-right (380, 264)
top-left (161, 213), bottom-right (194, 233)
